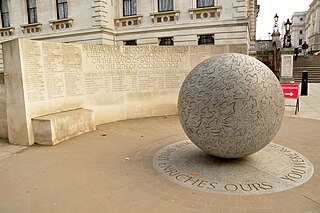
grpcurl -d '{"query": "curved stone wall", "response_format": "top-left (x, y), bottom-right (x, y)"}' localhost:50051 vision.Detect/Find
top-left (3, 39), bottom-right (247, 145)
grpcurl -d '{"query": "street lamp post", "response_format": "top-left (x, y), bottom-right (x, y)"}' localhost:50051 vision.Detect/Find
top-left (283, 18), bottom-right (292, 48)
top-left (272, 13), bottom-right (280, 40)
top-left (280, 18), bottom-right (294, 83)
top-left (270, 14), bottom-right (281, 78)
top-left (273, 13), bottom-right (279, 33)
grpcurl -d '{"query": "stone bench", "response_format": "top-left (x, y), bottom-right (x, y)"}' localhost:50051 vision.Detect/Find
top-left (32, 108), bottom-right (96, 145)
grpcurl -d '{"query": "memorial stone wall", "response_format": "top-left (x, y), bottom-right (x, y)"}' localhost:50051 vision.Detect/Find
top-left (3, 39), bottom-right (247, 145)
top-left (0, 44), bottom-right (3, 72)
top-left (0, 73), bottom-right (8, 139)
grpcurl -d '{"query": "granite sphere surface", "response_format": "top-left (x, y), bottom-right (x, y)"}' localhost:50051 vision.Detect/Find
top-left (178, 53), bottom-right (285, 158)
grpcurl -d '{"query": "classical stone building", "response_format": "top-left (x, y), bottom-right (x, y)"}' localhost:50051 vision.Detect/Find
top-left (0, 0), bottom-right (260, 74)
top-left (291, 11), bottom-right (308, 51)
top-left (291, 0), bottom-right (320, 51)
top-left (0, 0), bottom-right (259, 46)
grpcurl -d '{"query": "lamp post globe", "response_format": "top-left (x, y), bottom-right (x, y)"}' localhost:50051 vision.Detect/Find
top-left (274, 13), bottom-right (279, 23)
top-left (285, 19), bottom-right (292, 31)
top-left (283, 18), bottom-right (292, 48)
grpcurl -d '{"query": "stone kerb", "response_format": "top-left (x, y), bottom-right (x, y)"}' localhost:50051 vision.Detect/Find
top-left (3, 39), bottom-right (247, 146)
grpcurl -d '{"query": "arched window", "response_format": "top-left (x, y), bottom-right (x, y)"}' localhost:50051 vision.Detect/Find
top-left (27, 0), bottom-right (37, 24)
top-left (57, 0), bottom-right (68, 19)
top-left (0, 0), bottom-right (10, 27)
top-left (123, 0), bottom-right (136, 16)
top-left (197, 0), bottom-right (214, 8)
top-left (158, 0), bottom-right (173, 12)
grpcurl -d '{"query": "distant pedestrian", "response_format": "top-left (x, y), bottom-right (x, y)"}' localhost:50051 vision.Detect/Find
top-left (302, 41), bottom-right (309, 57)
top-left (294, 47), bottom-right (299, 60)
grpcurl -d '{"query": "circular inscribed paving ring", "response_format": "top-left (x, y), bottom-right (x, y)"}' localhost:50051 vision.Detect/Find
top-left (153, 140), bottom-right (314, 195)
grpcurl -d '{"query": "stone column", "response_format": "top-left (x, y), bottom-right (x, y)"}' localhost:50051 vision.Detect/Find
top-left (249, 41), bottom-right (257, 57)
top-left (3, 39), bottom-right (31, 145)
top-left (280, 48), bottom-right (294, 83)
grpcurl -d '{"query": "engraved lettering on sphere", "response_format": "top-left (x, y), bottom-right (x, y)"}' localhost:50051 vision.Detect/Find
top-left (178, 53), bottom-right (285, 158)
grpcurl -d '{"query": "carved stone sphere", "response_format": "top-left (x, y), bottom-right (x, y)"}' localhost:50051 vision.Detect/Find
top-left (178, 53), bottom-right (285, 158)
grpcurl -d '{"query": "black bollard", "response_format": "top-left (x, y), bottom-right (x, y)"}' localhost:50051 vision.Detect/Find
top-left (301, 71), bottom-right (308, 96)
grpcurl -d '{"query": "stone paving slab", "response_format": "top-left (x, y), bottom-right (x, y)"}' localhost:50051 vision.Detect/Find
top-left (0, 139), bottom-right (27, 160)
top-left (0, 116), bottom-right (319, 212)
top-left (284, 83), bottom-right (320, 120)
top-left (0, 84), bottom-right (319, 212)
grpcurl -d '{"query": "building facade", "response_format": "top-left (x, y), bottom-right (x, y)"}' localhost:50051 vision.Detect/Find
top-left (291, 11), bottom-right (307, 51)
top-left (0, 0), bottom-right (259, 46)
top-left (291, 0), bottom-right (320, 51)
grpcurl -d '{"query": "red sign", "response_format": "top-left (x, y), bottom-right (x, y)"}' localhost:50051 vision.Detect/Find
top-left (281, 84), bottom-right (299, 99)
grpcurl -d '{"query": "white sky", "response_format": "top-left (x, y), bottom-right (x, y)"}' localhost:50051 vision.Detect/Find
top-left (256, 0), bottom-right (313, 40)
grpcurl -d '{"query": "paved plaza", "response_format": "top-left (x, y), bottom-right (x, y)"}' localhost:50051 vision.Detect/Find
top-left (0, 84), bottom-right (319, 212)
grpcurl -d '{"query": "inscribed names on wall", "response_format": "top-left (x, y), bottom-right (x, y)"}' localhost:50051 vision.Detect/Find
top-left (82, 45), bottom-right (190, 95)
top-left (19, 40), bottom-right (193, 125)
top-left (20, 40), bottom-right (83, 103)
top-left (20, 41), bottom-right (192, 104)
top-left (21, 40), bottom-right (46, 103)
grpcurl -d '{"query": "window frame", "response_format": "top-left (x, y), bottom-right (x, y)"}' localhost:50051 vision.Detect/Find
top-left (198, 34), bottom-right (215, 45)
top-left (158, 0), bottom-right (173, 12)
top-left (196, 0), bottom-right (214, 8)
top-left (123, 0), bottom-right (137, 17)
top-left (299, 39), bottom-right (303, 46)
top-left (0, 0), bottom-right (10, 27)
top-left (26, 0), bottom-right (38, 24)
top-left (124, 40), bottom-right (137, 45)
top-left (56, 0), bottom-right (68, 19)
top-left (159, 37), bottom-right (174, 46)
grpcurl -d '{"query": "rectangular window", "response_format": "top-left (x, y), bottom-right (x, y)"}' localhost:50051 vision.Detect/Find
top-left (123, 0), bottom-right (136, 16)
top-left (198, 35), bottom-right (214, 45)
top-left (27, 0), bottom-right (37, 24)
top-left (57, 0), bottom-right (68, 19)
top-left (0, 0), bottom-right (10, 27)
top-left (299, 30), bottom-right (303, 35)
top-left (299, 39), bottom-right (302, 45)
top-left (197, 0), bottom-right (214, 8)
top-left (159, 37), bottom-right (173, 46)
top-left (124, 40), bottom-right (137, 45)
top-left (158, 0), bottom-right (173, 12)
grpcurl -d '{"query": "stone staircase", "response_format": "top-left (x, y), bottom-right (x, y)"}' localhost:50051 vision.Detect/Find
top-left (293, 55), bottom-right (320, 83)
